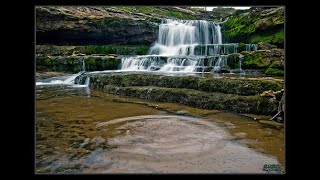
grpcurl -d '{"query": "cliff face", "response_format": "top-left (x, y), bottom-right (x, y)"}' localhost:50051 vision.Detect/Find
top-left (221, 7), bottom-right (284, 47)
top-left (36, 6), bottom-right (218, 45)
top-left (36, 6), bottom-right (284, 47)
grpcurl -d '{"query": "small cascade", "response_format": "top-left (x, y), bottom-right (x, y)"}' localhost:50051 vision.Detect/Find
top-left (75, 57), bottom-right (86, 72)
top-left (82, 58), bottom-right (86, 72)
top-left (213, 55), bottom-right (228, 71)
top-left (246, 44), bottom-right (257, 52)
top-left (159, 57), bottom-right (199, 72)
top-left (84, 76), bottom-right (90, 86)
top-left (120, 19), bottom-right (257, 73)
top-left (36, 72), bottom-right (84, 86)
top-left (239, 54), bottom-right (244, 72)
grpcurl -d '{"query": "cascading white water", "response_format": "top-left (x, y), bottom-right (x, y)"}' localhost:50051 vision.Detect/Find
top-left (214, 24), bottom-right (222, 44)
top-left (213, 55), bottom-right (228, 71)
top-left (36, 72), bottom-right (88, 87)
top-left (120, 19), bottom-right (256, 73)
top-left (121, 19), bottom-right (226, 72)
top-left (82, 59), bottom-right (86, 72)
top-left (149, 19), bottom-right (223, 57)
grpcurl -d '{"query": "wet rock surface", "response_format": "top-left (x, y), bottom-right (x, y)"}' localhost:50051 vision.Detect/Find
top-left (83, 115), bottom-right (279, 173)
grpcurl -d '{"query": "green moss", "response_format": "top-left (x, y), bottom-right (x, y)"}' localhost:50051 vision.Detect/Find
top-left (227, 54), bottom-right (240, 69)
top-left (36, 45), bottom-right (150, 56)
top-left (76, 45), bottom-right (149, 55)
top-left (222, 15), bottom-right (259, 42)
top-left (159, 11), bottom-right (193, 19)
top-left (85, 57), bottom-right (96, 71)
top-left (243, 53), bottom-right (269, 69)
top-left (238, 42), bottom-right (246, 52)
top-left (134, 6), bottom-right (159, 14)
top-left (85, 73), bottom-right (284, 96)
top-left (222, 8), bottom-right (284, 47)
top-left (65, 57), bottom-right (76, 72)
top-left (36, 56), bottom-right (53, 71)
top-left (223, 65), bottom-right (231, 70)
top-left (264, 68), bottom-right (284, 76)
top-left (36, 45), bottom-right (76, 56)
top-left (105, 59), bottom-right (120, 70)
top-left (249, 28), bottom-right (284, 48)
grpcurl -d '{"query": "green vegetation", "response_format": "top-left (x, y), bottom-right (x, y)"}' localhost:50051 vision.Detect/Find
top-left (227, 54), bottom-right (240, 69)
top-left (264, 68), bottom-right (284, 76)
top-left (36, 56), bottom-right (53, 71)
top-left (243, 53), bottom-right (269, 69)
top-left (79, 45), bottom-right (149, 55)
top-left (222, 15), bottom-right (259, 42)
top-left (249, 28), bottom-right (284, 48)
top-left (36, 55), bottom-right (121, 73)
top-left (221, 7), bottom-right (284, 48)
top-left (242, 49), bottom-right (284, 73)
top-left (238, 42), bottom-right (246, 52)
top-left (36, 45), bottom-right (149, 56)
top-left (36, 45), bottom-right (147, 72)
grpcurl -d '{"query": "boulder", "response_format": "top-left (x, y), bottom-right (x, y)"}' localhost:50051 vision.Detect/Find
top-left (257, 42), bottom-right (277, 50)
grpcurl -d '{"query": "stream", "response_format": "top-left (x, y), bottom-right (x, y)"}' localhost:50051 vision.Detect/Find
top-left (36, 74), bottom-right (284, 173)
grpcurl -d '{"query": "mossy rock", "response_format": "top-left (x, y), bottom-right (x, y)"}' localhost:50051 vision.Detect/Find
top-left (264, 68), bottom-right (284, 76)
top-left (36, 45), bottom-right (150, 56)
top-left (221, 7), bottom-right (284, 48)
top-left (84, 73), bottom-right (284, 96)
top-left (101, 85), bottom-right (278, 115)
top-left (227, 53), bottom-right (240, 69)
top-left (242, 49), bottom-right (284, 70)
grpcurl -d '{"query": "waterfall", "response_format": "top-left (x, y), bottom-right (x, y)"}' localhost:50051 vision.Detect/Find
top-left (214, 24), bottom-right (222, 44)
top-left (84, 76), bottom-right (90, 86)
top-left (239, 54), bottom-right (244, 73)
top-left (148, 19), bottom-right (222, 57)
top-left (159, 57), bottom-right (199, 72)
top-left (120, 19), bottom-right (257, 73)
top-left (82, 59), bottom-right (86, 72)
top-left (36, 72), bottom-right (85, 86)
top-left (213, 55), bottom-right (227, 71)
top-left (121, 19), bottom-right (225, 72)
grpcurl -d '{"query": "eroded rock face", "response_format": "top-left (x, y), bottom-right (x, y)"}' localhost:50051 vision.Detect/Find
top-left (257, 42), bottom-right (277, 50)
top-left (36, 7), bottom-right (159, 45)
top-left (36, 54), bottom-right (122, 72)
top-left (222, 7), bottom-right (284, 47)
top-left (279, 92), bottom-right (285, 112)
top-left (36, 6), bottom-right (218, 45)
